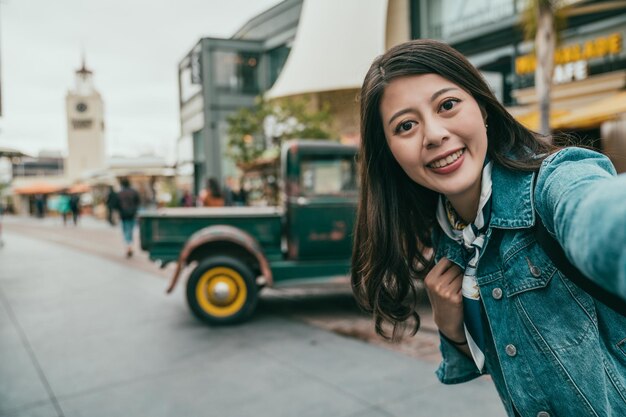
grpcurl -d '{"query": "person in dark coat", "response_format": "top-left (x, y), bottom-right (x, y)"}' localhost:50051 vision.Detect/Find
top-left (116, 178), bottom-right (140, 258)
top-left (105, 186), bottom-right (118, 226)
top-left (69, 194), bottom-right (81, 226)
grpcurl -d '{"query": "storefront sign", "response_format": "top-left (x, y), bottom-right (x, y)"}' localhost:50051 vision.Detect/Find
top-left (515, 33), bottom-right (622, 76)
top-left (553, 60), bottom-right (587, 84)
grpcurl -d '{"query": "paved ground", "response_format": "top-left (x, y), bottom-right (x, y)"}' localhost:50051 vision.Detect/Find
top-left (2, 215), bottom-right (443, 363)
top-left (0, 216), bottom-right (505, 416)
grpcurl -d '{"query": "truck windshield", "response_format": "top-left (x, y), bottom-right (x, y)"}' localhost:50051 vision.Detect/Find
top-left (300, 155), bottom-right (357, 196)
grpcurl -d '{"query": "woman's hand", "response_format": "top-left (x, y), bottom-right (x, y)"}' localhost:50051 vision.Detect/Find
top-left (424, 257), bottom-right (466, 344)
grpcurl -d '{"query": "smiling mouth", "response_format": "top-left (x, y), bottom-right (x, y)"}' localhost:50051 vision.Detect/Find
top-left (427, 148), bottom-right (465, 169)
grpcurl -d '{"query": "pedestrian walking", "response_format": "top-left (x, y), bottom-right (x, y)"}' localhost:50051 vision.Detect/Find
top-left (116, 178), bottom-right (140, 258)
top-left (179, 188), bottom-right (194, 207)
top-left (105, 186), bottom-right (118, 226)
top-left (351, 39), bottom-right (626, 417)
top-left (56, 191), bottom-right (71, 226)
top-left (69, 194), bottom-right (81, 226)
top-left (34, 194), bottom-right (46, 218)
top-left (224, 176), bottom-right (247, 206)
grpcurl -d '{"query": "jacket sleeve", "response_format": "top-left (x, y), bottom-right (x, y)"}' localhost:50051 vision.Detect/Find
top-left (435, 336), bottom-right (483, 384)
top-left (534, 147), bottom-right (626, 300)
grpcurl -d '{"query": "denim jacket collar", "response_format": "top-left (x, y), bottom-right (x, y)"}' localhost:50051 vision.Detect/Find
top-left (434, 163), bottom-right (537, 265)
top-left (489, 163), bottom-right (537, 229)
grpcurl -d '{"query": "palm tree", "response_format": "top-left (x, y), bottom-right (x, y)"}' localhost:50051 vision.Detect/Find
top-left (521, 0), bottom-right (560, 137)
top-left (521, 0), bottom-right (626, 138)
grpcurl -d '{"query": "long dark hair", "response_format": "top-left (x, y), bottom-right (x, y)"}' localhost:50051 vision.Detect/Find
top-left (352, 39), bottom-right (557, 340)
top-left (208, 177), bottom-right (222, 198)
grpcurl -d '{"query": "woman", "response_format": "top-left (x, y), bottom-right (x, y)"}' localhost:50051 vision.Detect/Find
top-left (56, 190), bottom-right (71, 226)
top-left (199, 177), bottom-right (225, 207)
top-left (352, 39), bottom-right (626, 417)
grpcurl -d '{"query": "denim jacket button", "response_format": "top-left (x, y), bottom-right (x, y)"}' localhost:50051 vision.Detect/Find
top-left (537, 412), bottom-right (550, 417)
top-left (505, 344), bottom-right (517, 357)
top-left (492, 288), bottom-right (503, 300)
top-left (530, 265), bottom-right (542, 277)
top-left (526, 257), bottom-right (542, 277)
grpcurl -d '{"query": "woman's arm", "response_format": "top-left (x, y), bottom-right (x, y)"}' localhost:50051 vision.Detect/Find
top-left (425, 257), bottom-right (483, 384)
top-left (534, 147), bottom-right (626, 300)
top-left (424, 258), bottom-right (470, 356)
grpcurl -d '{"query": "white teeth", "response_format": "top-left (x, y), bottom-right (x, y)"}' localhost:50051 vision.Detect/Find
top-left (429, 149), bottom-right (464, 168)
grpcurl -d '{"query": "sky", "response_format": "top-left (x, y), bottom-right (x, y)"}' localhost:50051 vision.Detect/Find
top-left (0, 0), bottom-right (282, 161)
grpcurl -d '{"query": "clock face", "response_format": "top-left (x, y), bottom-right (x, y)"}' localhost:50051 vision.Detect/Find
top-left (76, 102), bottom-right (88, 113)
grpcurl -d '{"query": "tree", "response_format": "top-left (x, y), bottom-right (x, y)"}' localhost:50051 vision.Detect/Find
top-left (225, 99), bottom-right (269, 166)
top-left (521, 1), bottom-right (626, 138)
top-left (521, 0), bottom-right (563, 138)
top-left (226, 96), bottom-right (333, 167)
top-left (225, 96), bottom-right (334, 205)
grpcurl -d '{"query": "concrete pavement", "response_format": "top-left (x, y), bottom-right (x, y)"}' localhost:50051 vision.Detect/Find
top-left (0, 227), bottom-right (505, 417)
top-left (0, 215), bottom-right (445, 363)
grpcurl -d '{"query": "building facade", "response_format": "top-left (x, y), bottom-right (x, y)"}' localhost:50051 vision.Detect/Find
top-left (177, 0), bottom-right (303, 194)
top-left (66, 59), bottom-right (107, 181)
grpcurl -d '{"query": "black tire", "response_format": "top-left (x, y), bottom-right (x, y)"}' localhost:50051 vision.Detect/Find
top-left (186, 256), bottom-right (258, 325)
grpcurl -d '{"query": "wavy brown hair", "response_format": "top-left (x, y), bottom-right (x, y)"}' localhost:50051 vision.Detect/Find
top-left (352, 39), bottom-right (557, 340)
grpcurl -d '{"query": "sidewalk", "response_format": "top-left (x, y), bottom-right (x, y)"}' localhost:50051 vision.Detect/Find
top-left (0, 230), bottom-right (505, 417)
top-left (1, 215), bottom-right (443, 363)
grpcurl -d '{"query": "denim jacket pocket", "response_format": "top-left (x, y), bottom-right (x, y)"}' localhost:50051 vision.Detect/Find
top-left (503, 234), bottom-right (557, 296)
top-left (618, 338), bottom-right (626, 357)
top-left (502, 234), bottom-right (597, 351)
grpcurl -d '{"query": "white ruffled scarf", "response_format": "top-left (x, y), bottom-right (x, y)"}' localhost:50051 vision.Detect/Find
top-left (436, 161), bottom-right (493, 371)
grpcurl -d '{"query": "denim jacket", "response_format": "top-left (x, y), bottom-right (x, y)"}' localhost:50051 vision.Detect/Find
top-left (433, 147), bottom-right (626, 417)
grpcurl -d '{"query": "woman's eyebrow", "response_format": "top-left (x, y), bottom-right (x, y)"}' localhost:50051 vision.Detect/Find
top-left (388, 109), bottom-right (413, 126)
top-left (387, 87), bottom-right (461, 126)
top-left (431, 87), bottom-right (459, 102)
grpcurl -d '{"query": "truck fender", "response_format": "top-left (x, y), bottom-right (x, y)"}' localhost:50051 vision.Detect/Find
top-left (166, 225), bottom-right (273, 294)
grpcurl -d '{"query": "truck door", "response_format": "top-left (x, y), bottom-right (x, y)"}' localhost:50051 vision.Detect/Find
top-left (285, 146), bottom-right (358, 261)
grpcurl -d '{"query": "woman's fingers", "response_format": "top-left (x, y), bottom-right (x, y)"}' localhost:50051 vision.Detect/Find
top-left (443, 264), bottom-right (463, 285)
top-left (431, 257), bottom-right (452, 274)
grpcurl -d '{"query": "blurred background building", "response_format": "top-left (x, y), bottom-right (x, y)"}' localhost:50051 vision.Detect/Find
top-left (4, 60), bottom-right (175, 216)
top-left (66, 58), bottom-right (107, 181)
top-left (179, 0), bottom-right (626, 195)
top-left (177, 0), bottom-right (304, 195)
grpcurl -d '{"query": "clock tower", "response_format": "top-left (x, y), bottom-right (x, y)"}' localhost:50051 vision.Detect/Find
top-left (65, 56), bottom-right (106, 181)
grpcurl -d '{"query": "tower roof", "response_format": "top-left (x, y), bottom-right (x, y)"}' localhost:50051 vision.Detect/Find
top-left (76, 53), bottom-right (93, 75)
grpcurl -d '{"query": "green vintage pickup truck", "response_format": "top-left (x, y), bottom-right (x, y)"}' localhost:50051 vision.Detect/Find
top-left (139, 140), bottom-right (358, 324)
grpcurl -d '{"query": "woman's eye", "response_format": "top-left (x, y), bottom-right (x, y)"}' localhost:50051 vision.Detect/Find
top-left (440, 99), bottom-right (459, 112)
top-left (396, 121), bottom-right (416, 133)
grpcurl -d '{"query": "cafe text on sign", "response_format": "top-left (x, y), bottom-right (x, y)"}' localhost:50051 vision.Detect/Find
top-left (515, 33), bottom-right (622, 76)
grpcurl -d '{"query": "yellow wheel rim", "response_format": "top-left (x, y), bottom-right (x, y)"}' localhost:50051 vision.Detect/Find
top-left (196, 267), bottom-right (248, 318)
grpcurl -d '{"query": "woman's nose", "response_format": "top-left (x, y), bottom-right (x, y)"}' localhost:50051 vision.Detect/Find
top-left (423, 121), bottom-right (449, 149)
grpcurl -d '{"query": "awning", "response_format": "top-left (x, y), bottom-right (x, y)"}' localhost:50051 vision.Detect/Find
top-left (13, 182), bottom-right (63, 195)
top-left (265, 0), bottom-right (388, 99)
top-left (553, 90), bottom-right (626, 130)
top-left (67, 183), bottom-right (91, 194)
top-left (514, 109), bottom-right (571, 131)
top-left (0, 146), bottom-right (29, 158)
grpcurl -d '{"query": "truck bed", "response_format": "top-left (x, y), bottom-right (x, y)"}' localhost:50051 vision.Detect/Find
top-left (139, 206), bottom-right (284, 264)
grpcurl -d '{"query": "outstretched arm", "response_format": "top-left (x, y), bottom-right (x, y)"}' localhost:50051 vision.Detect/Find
top-left (534, 147), bottom-right (626, 300)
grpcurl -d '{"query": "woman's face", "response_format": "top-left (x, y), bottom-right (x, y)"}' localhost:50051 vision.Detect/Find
top-left (379, 73), bottom-right (488, 206)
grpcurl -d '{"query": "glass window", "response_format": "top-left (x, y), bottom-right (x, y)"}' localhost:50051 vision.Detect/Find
top-left (268, 45), bottom-right (290, 88)
top-left (300, 155), bottom-right (357, 196)
top-left (213, 50), bottom-right (260, 94)
top-left (192, 130), bottom-right (204, 162)
top-left (426, 0), bottom-right (515, 40)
